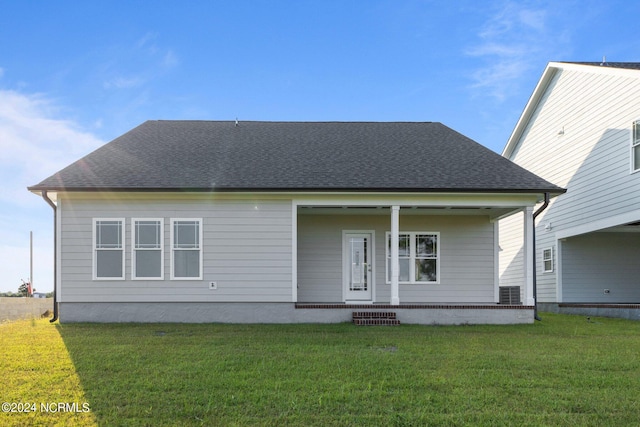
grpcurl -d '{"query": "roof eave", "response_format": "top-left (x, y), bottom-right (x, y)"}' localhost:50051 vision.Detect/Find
top-left (502, 62), bottom-right (561, 159)
top-left (27, 185), bottom-right (566, 196)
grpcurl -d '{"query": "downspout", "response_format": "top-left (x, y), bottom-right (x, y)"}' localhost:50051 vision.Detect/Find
top-left (531, 192), bottom-right (550, 321)
top-left (41, 191), bottom-right (58, 323)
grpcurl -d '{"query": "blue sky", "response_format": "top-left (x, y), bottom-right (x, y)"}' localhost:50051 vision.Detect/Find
top-left (1, 0), bottom-right (639, 292)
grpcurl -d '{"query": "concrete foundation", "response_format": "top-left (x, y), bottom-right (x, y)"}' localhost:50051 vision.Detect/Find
top-left (59, 302), bottom-right (534, 325)
top-left (539, 303), bottom-right (640, 321)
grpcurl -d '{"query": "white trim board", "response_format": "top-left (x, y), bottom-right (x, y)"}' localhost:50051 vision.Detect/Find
top-left (556, 209), bottom-right (640, 240)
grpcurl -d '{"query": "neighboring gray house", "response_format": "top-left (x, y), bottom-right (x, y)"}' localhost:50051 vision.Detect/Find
top-left (29, 121), bottom-right (563, 324)
top-left (500, 61), bottom-right (640, 319)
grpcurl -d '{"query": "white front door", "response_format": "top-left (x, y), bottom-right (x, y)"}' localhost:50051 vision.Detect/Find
top-left (343, 232), bottom-right (374, 302)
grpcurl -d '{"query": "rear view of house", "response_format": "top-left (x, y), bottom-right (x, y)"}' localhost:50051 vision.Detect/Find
top-left (500, 62), bottom-right (640, 319)
top-left (29, 121), bottom-right (562, 324)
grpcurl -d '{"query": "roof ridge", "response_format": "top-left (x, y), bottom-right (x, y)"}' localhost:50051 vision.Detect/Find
top-left (153, 119), bottom-right (437, 124)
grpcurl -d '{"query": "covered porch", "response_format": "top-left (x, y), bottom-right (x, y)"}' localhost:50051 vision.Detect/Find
top-left (291, 194), bottom-right (541, 317)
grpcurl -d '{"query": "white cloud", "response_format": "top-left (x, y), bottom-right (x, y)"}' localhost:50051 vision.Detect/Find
top-left (465, 1), bottom-right (558, 100)
top-left (163, 50), bottom-right (179, 68)
top-left (136, 32), bottom-right (159, 51)
top-left (0, 90), bottom-right (103, 206)
top-left (0, 90), bottom-right (103, 291)
top-left (100, 34), bottom-right (178, 91)
top-left (103, 76), bottom-right (144, 89)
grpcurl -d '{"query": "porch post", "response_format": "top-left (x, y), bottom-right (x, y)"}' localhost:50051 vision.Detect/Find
top-left (291, 201), bottom-right (298, 302)
top-left (523, 206), bottom-right (535, 306)
top-left (390, 205), bottom-right (400, 305)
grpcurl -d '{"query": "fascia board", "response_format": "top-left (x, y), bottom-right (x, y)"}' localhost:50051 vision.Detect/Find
top-left (502, 63), bottom-right (559, 159)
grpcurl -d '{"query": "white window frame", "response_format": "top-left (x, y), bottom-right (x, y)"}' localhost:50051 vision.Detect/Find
top-left (542, 247), bottom-right (554, 273)
top-left (170, 218), bottom-right (203, 280)
top-left (385, 231), bottom-right (440, 284)
top-left (632, 120), bottom-right (640, 173)
top-left (93, 218), bottom-right (125, 280)
top-left (132, 218), bottom-right (164, 280)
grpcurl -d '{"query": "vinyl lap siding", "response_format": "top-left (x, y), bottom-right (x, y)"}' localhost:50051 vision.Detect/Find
top-left (501, 66), bottom-right (640, 302)
top-left (510, 68), bottom-right (640, 231)
top-left (59, 194), bottom-right (292, 303)
top-left (562, 233), bottom-right (640, 302)
top-left (498, 211), bottom-right (524, 289)
top-left (297, 214), bottom-right (495, 304)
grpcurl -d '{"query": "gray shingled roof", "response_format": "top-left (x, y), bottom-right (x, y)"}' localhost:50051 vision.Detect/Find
top-left (563, 61), bottom-right (640, 70)
top-left (29, 120), bottom-right (564, 194)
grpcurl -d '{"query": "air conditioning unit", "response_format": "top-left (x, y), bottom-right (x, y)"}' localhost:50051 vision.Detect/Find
top-left (499, 286), bottom-right (521, 305)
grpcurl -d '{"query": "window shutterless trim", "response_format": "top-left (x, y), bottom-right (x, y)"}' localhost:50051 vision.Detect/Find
top-left (631, 120), bottom-right (640, 173)
top-left (542, 247), bottom-right (554, 273)
top-left (132, 218), bottom-right (164, 280)
top-left (170, 218), bottom-right (203, 280)
top-left (93, 218), bottom-right (125, 280)
top-left (385, 231), bottom-right (440, 284)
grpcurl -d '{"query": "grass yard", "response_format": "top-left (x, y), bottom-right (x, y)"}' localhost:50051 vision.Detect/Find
top-left (2, 314), bottom-right (640, 426)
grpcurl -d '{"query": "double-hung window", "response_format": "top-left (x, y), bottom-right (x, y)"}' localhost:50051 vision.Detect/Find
top-left (94, 219), bottom-right (125, 279)
top-left (133, 219), bottom-right (164, 279)
top-left (386, 232), bottom-right (439, 284)
top-left (633, 120), bottom-right (640, 172)
top-left (171, 219), bottom-right (202, 279)
top-left (542, 247), bottom-right (554, 273)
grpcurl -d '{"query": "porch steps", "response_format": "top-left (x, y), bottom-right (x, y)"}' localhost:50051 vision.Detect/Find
top-left (352, 311), bottom-right (400, 326)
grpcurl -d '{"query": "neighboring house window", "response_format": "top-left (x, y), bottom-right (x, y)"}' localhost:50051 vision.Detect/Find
top-left (133, 219), bottom-right (164, 280)
top-left (633, 120), bottom-right (640, 172)
top-left (542, 247), bottom-right (554, 273)
top-left (171, 219), bottom-right (202, 279)
top-left (386, 232), bottom-right (439, 284)
top-left (94, 219), bottom-right (125, 279)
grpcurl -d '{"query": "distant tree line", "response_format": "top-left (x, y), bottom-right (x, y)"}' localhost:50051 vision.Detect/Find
top-left (0, 283), bottom-right (53, 298)
top-left (0, 291), bottom-right (53, 298)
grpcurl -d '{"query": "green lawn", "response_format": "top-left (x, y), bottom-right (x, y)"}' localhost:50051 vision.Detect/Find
top-left (2, 313), bottom-right (640, 426)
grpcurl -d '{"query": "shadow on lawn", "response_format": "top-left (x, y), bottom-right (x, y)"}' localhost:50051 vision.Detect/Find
top-left (53, 316), bottom-right (640, 426)
top-left (55, 322), bottom-right (264, 425)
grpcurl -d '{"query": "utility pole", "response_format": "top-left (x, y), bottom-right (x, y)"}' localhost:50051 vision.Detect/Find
top-left (30, 231), bottom-right (33, 295)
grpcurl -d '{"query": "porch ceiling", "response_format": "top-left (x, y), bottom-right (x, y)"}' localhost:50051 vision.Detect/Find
top-left (297, 206), bottom-right (518, 220)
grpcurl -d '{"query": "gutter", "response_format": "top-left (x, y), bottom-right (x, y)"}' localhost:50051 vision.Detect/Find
top-left (40, 191), bottom-right (58, 323)
top-left (531, 192), bottom-right (551, 321)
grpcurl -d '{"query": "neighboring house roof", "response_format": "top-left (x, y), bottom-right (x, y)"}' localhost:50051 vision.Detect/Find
top-left (29, 120), bottom-right (564, 194)
top-left (503, 61), bottom-right (640, 158)
top-left (562, 61), bottom-right (640, 70)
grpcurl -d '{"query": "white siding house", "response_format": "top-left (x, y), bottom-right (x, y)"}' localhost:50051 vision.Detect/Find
top-left (30, 121), bottom-right (563, 324)
top-left (500, 61), bottom-right (640, 319)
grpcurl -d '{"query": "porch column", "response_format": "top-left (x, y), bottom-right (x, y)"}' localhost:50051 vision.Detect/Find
top-left (390, 205), bottom-right (400, 305)
top-left (523, 206), bottom-right (535, 306)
